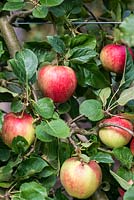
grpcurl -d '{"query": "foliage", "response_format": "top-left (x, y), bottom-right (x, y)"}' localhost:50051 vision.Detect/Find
top-left (0, 0), bottom-right (134, 199)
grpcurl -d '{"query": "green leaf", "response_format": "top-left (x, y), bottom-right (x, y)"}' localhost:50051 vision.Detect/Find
top-left (110, 170), bottom-right (131, 190)
top-left (16, 157), bottom-right (48, 179)
top-left (3, 2), bottom-right (25, 10)
top-left (124, 186), bottom-right (134, 200)
top-left (79, 99), bottom-right (104, 121)
top-left (0, 164), bottom-right (13, 182)
top-left (117, 86), bottom-right (134, 106)
top-left (121, 48), bottom-right (134, 89)
top-left (9, 49), bottom-right (38, 82)
top-left (69, 47), bottom-right (97, 64)
top-left (117, 167), bottom-right (134, 182)
top-left (42, 174), bottom-right (57, 191)
top-left (33, 98), bottom-right (55, 119)
top-left (47, 36), bottom-right (66, 54)
top-left (6, 0), bottom-right (24, 2)
top-left (0, 86), bottom-right (18, 97)
top-left (11, 100), bottom-right (23, 113)
top-left (70, 34), bottom-right (96, 49)
top-left (0, 147), bottom-right (10, 162)
top-left (20, 181), bottom-right (47, 200)
top-left (0, 41), bottom-right (4, 58)
top-left (40, 0), bottom-right (64, 7)
top-left (113, 147), bottom-right (133, 169)
top-left (12, 136), bottom-right (29, 154)
top-left (74, 63), bottom-right (109, 88)
top-left (32, 5), bottom-right (48, 18)
top-left (36, 122), bottom-right (54, 142)
top-left (99, 87), bottom-right (111, 107)
top-left (25, 41), bottom-right (56, 65)
top-left (91, 152), bottom-right (114, 164)
top-left (57, 102), bottom-right (71, 114)
top-left (43, 119), bottom-right (70, 138)
top-left (115, 14), bottom-right (134, 47)
top-left (0, 110), bottom-right (4, 131)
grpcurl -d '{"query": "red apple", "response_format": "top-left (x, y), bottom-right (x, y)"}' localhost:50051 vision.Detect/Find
top-left (1, 112), bottom-right (35, 147)
top-left (130, 137), bottom-right (134, 155)
top-left (60, 157), bottom-right (102, 199)
top-left (37, 65), bottom-right (77, 103)
top-left (100, 44), bottom-right (134, 74)
top-left (98, 116), bottom-right (133, 148)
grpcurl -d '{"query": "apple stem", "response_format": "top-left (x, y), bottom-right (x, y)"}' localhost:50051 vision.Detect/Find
top-left (98, 122), bottom-right (134, 136)
top-left (68, 136), bottom-right (78, 151)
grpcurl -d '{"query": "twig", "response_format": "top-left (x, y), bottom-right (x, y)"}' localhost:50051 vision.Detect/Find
top-left (0, 15), bottom-right (21, 57)
top-left (9, 9), bottom-right (33, 24)
top-left (69, 114), bottom-right (84, 124)
top-left (83, 3), bottom-right (104, 31)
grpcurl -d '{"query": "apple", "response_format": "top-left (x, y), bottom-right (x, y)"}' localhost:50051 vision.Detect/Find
top-left (100, 44), bottom-right (134, 73)
top-left (37, 65), bottom-right (77, 103)
top-left (60, 157), bottom-right (102, 199)
top-left (130, 137), bottom-right (134, 155)
top-left (98, 116), bottom-right (133, 148)
top-left (1, 112), bottom-right (35, 147)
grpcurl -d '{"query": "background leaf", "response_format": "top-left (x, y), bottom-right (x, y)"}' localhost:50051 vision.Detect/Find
top-left (42, 119), bottom-right (70, 138)
top-left (117, 86), bottom-right (134, 106)
top-left (79, 99), bottom-right (104, 121)
top-left (20, 181), bottom-right (47, 200)
top-left (33, 98), bottom-right (55, 119)
top-left (113, 147), bottom-right (133, 169)
top-left (32, 5), bottom-right (48, 18)
top-left (40, 0), bottom-right (64, 7)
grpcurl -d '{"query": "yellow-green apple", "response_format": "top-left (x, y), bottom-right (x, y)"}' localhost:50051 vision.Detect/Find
top-left (60, 157), bottom-right (102, 199)
top-left (98, 116), bottom-right (133, 148)
top-left (37, 65), bottom-right (77, 103)
top-left (1, 112), bottom-right (35, 147)
top-left (100, 44), bottom-right (134, 74)
top-left (130, 137), bottom-right (134, 155)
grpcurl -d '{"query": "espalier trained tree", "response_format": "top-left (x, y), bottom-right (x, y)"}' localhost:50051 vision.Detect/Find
top-left (1, 0), bottom-right (134, 200)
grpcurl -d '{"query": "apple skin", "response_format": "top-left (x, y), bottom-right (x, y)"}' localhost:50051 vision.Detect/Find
top-left (37, 65), bottom-right (77, 103)
top-left (1, 112), bottom-right (35, 147)
top-left (99, 116), bottom-right (133, 148)
top-left (60, 157), bottom-right (102, 199)
top-left (130, 137), bottom-right (134, 155)
top-left (100, 44), bottom-right (134, 74)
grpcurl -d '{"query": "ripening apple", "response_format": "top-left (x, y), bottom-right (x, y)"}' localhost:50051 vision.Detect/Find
top-left (1, 112), bottom-right (35, 147)
top-left (37, 65), bottom-right (77, 103)
top-left (98, 116), bottom-right (133, 148)
top-left (100, 44), bottom-right (134, 73)
top-left (130, 137), bottom-right (134, 155)
top-left (60, 157), bottom-right (102, 199)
